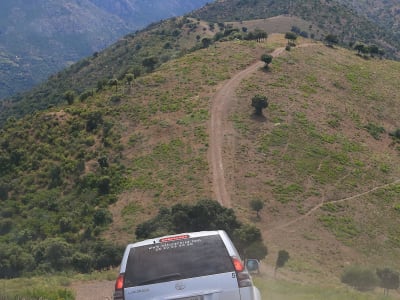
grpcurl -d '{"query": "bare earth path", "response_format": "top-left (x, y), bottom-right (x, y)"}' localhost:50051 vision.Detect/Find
top-left (209, 47), bottom-right (285, 207)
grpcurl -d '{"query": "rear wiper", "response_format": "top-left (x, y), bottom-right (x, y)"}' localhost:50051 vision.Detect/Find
top-left (138, 273), bottom-right (183, 286)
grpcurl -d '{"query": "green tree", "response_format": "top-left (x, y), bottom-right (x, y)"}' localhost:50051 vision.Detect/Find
top-left (275, 250), bottom-right (290, 277)
top-left (341, 265), bottom-right (379, 291)
top-left (245, 241), bottom-right (268, 260)
top-left (251, 94), bottom-right (268, 116)
top-left (354, 43), bottom-right (366, 55)
top-left (125, 73), bottom-right (134, 87)
top-left (376, 268), bottom-right (400, 296)
top-left (250, 199), bottom-right (264, 218)
top-left (142, 57), bottom-right (158, 72)
top-left (201, 37), bottom-right (212, 48)
top-left (285, 32), bottom-right (297, 46)
top-left (233, 224), bottom-right (267, 259)
top-left (368, 44), bottom-right (380, 58)
top-left (261, 54), bottom-right (273, 69)
top-left (324, 34), bottom-right (339, 47)
top-left (63, 90), bottom-right (75, 105)
top-left (108, 78), bottom-right (118, 92)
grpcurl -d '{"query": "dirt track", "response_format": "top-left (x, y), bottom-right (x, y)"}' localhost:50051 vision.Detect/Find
top-left (71, 280), bottom-right (114, 300)
top-left (208, 47), bottom-right (285, 207)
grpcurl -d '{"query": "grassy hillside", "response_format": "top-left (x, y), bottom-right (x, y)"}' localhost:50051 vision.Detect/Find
top-left (1, 31), bottom-right (400, 298)
top-left (0, 16), bottom-right (214, 126)
top-left (229, 35), bottom-right (400, 278)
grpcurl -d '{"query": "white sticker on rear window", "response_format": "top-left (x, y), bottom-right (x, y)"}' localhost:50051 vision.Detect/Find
top-left (148, 238), bottom-right (202, 252)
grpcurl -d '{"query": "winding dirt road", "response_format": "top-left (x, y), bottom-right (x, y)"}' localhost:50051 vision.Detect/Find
top-left (209, 47), bottom-right (285, 207)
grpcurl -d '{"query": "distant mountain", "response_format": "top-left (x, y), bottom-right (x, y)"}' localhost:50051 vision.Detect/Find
top-left (0, 0), bottom-right (210, 99)
top-left (337, 0), bottom-right (400, 39)
top-left (89, 0), bottom-right (210, 28)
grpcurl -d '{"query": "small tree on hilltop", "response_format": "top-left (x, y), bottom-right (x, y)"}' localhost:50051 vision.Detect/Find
top-left (250, 199), bottom-right (264, 219)
top-left (354, 43), bottom-right (366, 55)
top-left (285, 32), bottom-right (297, 46)
top-left (324, 34), bottom-right (339, 47)
top-left (261, 54), bottom-right (273, 69)
top-left (251, 94), bottom-right (268, 116)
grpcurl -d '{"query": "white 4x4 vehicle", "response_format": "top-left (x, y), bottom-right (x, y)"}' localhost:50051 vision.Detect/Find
top-left (113, 230), bottom-right (262, 300)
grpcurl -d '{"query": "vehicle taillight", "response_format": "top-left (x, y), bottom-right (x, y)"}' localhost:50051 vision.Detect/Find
top-left (231, 257), bottom-right (252, 288)
top-left (113, 274), bottom-right (124, 300)
top-left (232, 257), bottom-right (245, 272)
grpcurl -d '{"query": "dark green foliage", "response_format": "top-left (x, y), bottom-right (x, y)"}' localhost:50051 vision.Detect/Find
top-left (376, 268), bottom-right (400, 296)
top-left (261, 54), bottom-right (273, 68)
top-left (341, 265), bottom-right (379, 291)
top-left (285, 32), bottom-right (297, 46)
top-left (324, 34), bottom-right (339, 47)
top-left (93, 208), bottom-right (113, 226)
top-left (251, 94), bottom-right (269, 116)
top-left (250, 199), bottom-right (264, 218)
top-left (135, 199), bottom-right (267, 260)
top-left (63, 90), bottom-right (75, 105)
top-left (354, 43), bottom-right (368, 55)
top-left (364, 123), bottom-right (385, 140)
top-left (136, 199), bottom-right (241, 238)
top-left (0, 103), bottom-right (126, 278)
top-left (142, 57), bottom-right (158, 72)
top-left (233, 224), bottom-right (268, 260)
top-left (389, 129), bottom-right (400, 140)
top-left (244, 29), bottom-right (267, 41)
top-left (108, 79), bottom-right (119, 92)
top-left (0, 243), bottom-right (35, 278)
top-left (275, 250), bottom-right (290, 276)
top-left (201, 37), bottom-right (213, 48)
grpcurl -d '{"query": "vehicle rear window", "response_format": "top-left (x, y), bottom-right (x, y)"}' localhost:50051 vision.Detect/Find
top-left (124, 234), bottom-right (233, 287)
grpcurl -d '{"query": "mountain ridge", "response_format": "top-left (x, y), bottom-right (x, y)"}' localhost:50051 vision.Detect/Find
top-left (0, 0), bottom-right (210, 99)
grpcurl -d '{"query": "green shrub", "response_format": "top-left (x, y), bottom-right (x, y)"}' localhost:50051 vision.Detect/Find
top-left (341, 265), bottom-right (379, 291)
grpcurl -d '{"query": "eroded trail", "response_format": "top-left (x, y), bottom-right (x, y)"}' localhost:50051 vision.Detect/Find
top-left (209, 47), bottom-right (285, 207)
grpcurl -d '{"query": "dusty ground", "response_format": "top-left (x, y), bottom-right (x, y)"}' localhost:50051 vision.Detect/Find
top-left (71, 280), bottom-right (114, 300)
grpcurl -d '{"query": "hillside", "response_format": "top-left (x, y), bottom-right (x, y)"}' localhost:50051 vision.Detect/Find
top-left (337, 0), bottom-right (400, 39)
top-left (190, 0), bottom-right (400, 59)
top-left (2, 0), bottom-right (399, 127)
top-left (0, 16), bottom-right (214, 126)
top-left (0, 0), bottom-right (209, 99)
top-left (1, 31), bottom-right (400, 298)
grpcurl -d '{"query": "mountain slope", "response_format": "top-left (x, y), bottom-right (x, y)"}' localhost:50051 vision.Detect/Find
top-left (190, 0), bottom-right (400, 59)
top-left (2, 0), bottom-right (399, 127)
top-left (0, 16), bottom-right (214, 126)
top-left (338, 0), bottom-right (400, 39)
top-left (1, 34), bottom-right (400, 283)
top-left (0, 0), bottom-right (209, 99)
